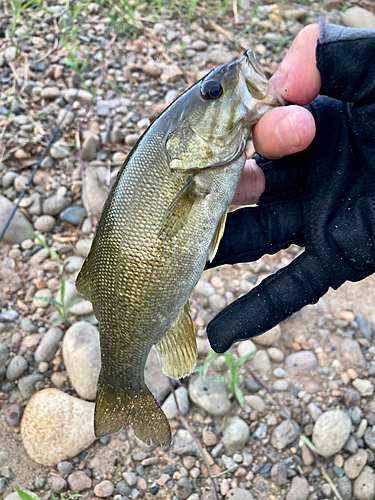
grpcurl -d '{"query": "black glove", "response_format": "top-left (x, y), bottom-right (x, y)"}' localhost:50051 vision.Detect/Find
top-left (206, 23), bottom-right (375, 353)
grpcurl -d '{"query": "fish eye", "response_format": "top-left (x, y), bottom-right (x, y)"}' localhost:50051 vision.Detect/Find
top-left (200, 80), bottom-right (223, 100)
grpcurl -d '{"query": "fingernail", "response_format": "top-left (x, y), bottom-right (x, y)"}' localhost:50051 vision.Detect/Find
top-left (270, 70), bottom-right (286, 92)
top-left (275, 114), bottom-right (300, 149)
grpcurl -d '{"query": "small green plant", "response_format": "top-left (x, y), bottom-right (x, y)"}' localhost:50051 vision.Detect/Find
top-left (16, 488), bottom-right (82, 500)
top-left (195, 348), bottom-right (218, 378)
top-left (28, 230), bottom-right (81, 327)
top-left (7, 0), bottom-right (41, 38)
top-left (61, 39), bottom-right (90, 85)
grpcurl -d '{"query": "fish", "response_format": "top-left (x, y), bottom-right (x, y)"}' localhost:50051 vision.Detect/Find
top-left (76, 49), bottom-right (283, 446)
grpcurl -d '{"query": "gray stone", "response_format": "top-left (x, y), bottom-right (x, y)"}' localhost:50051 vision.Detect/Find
top-left (312, 410), bottom-right (351, 457)
top-left (285, 351), bottom-right (317, 370)
top-left (271, 462), bottom-right (287, 486)
top-left (334, 337), bottom-right (366, 371)
top-left (254, 325), bottom-right (281, 346)
top-left (348, 406), bottom-right (362, 425)
top-left (67, 471), bottom-right (92, 493)
top-left (0, 343), bottom-right (9, 377)
top-left (209, 50), bottom-right (233, 65)
top-left (274, 379), bottom-right (289, 391)
top-left (69, 300), bottom-right (93, 316)
top-left (82, 134), bottom-right (99, 161)
top-left (353, 466), bottom-right (375, 500)
top-left (267, 347), bottom-right (284, 362)
top-left (356, 315), bottom-right (374, 342)
top-left (237, 340), bottom-right (256, 358)
top-left (173, 429), bottom-right (198, 456)
top-left (6, 355), bottom-right (28, 380)
top-left (2, 172), bottom-right (19, 188)
top-left (364, 426), bottom-right (375, 451)
top-left (251, 350), bottom-right (271, 373)
top-left (175, 477), bottom-right (193, 500)
top-left (18, 374), bottom-right (44, 399)
top-left (64, 88), bottom-right (93, 104)
top-left (60, 206), bottom-right (87, 225)
top-left (342, 6), bottom-right (375, 29)
top-left (21, 388), bottom-right (95, 466)
top-left (0, 195), bottom-right (32, 243)
top-left (5, 404), bottom-right (21, 427)
top-left (225, 489), bottom-right (254, 500)
top-left (94, 479), bottom-right (114, 498)
top-left (5, 46), bottom-right (17, 62)
top-left (188, 376), bottom-right (230, 416)
top-left (63, 321), bottom-right (100, 400)
top-left (55, 280), bottom-right (82, 307)
top-left (209, 293), bottom-right (226, 313)
top-left (43, 195), bottom-right (70, 216)
top-left (0, 310), bottom-right (19, 322)
top-left (35, 327), bottom-right (64, 363)
top-left (337, 476), bottom-right (353, 500)
top-left (144, 347), bottom-right (174, 403)
top-left (161, 387), bottom-right (189, 419)
top-left (253, 423), bottom-right (268, 440)
top-left (28, 193), bottom-right (42, 215)
top-left (192, 40), bottom-right (208, 51)
top-left (222, 417), bottom-right (250, 453)
top-left (307, 402), bottom-right (323, 422)
top-left (34, 215), bottom-right (56, 233)
top-left (76, 239), bottom-right (92, 257)
top-left (271, 419), bottom-right (300, 450)
top-left (82, 166), bottom-right (110, 217)
top-left (0, 450), bottom-right (9, 467)
top-left (122, 472), bottom-right (137, 486)
top-left (47, 475), bottom-right (67, 494)
top-left (344, 449), bottom-right (368, 479)
top-left (273, 367), bottom-right (287, 378)
top-left (41, 87), bottom-right (61, 100)
top-left (49, 142), bottom-right (70, 160)
top-left (57, 461), bottom-right (74, 476)
top-left (343, 434), bottom-right (359, 454)
top-left (353, 378), bottom-right (374, 396)
top-left (286, 476), bottom-right (309, 500)
top-left (244, 395), bottom-right (265, 413)
top-left (65, 256), bottom-right (84, 273)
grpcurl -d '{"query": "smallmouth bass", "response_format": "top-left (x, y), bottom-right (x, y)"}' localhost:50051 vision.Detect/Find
top-left (76, 50), bottom-right (283, 446)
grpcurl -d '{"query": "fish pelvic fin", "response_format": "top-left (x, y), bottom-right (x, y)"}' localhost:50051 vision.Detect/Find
top-left (75, 256), bottom-right (92, 302)
top-left (158, 179), bottom-right (196, 240)
top-left (95, 377), bottom-right (171, 446)
top-left (209, 208), bottom-right (228, 262)
top-left (156, 302), bottom-right (197, 379)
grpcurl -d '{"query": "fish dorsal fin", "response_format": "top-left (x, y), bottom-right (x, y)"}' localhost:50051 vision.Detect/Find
top-left (158, 179), bottom-right (196, 241)
top-left (209, 208), bottom-right (228, 262)
top-left (75, 256), bottom-right (92, 302)
top-left (156, 302), bottom-right (197, 379)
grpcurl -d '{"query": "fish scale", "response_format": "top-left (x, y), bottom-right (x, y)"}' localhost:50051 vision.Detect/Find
top-left (76, 49), bottom-right (283, 445)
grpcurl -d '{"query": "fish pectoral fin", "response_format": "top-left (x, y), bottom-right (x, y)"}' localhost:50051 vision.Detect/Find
top-left (158, 178), bottom-right (196, 240)
top-left (95, 376), bottom-right (171, 446)
top-left (75, 256), bottom-right (92, 301)
top-left (209, 208), bottom-right (228, 262)
top-left (156, 302), bottom-right (197, 379)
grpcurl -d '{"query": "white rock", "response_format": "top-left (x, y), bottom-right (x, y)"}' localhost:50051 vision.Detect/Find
top-left (254, 325), bottom-right (281, 346)
top-left (222, 417), bottom-right (250, 453)
top-left (312, 410), bottom-right (351, 457)
top-left (237, 340), bottom-right (257, 358)
top-left (63, 321), bottom-right (100, 400)
top-left (342, 6), bottom-right (375, 29)
top-left (251, 350), bottom-right (271, 373)
top-left (21, 388), bottom-right (95, 466)
top-left (352, 378), bottom-right (374, 397)
top-left (161, 387), bottom-right (189, 419)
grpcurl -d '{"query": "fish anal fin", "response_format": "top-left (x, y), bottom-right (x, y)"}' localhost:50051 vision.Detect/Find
top-left (156, 302), bottom-right (197, 379)
top-left (158, 180), bottom-right (196, 241)
top-left (75, 256), bottom-right (92, 301)
top-left (209, 209), bottom-right (228, 262)
top-left (95, 376), bottom-right (171, 446)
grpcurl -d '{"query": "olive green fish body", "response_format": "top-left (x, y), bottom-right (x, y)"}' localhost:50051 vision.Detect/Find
top-left (76, 50), bottom-right (282, 445)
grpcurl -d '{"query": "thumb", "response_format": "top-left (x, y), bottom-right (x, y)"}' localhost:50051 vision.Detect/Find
top-left (206, 252), bottom-right (331, 353)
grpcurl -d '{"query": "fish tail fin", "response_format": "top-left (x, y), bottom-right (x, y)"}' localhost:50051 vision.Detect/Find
top-left (75, 256), bottom-right (92, 302)
top-left (95, 376), bottom-right (171, 446)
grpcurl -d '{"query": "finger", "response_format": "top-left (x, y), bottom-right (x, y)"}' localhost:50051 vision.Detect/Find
top-left (207, 252), bottom-right (331, 353)
top-left (253, 105), bottom-right (316, 159)
top-left (270, 23), bottom-right (321, 105)
top-left (232, 159), bottom-right (265, 205)
top-left (207, 199), bottom-right (304, 269)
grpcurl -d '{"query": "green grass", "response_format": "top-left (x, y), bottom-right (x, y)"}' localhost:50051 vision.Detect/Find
top-left (16, 488), bottom-right (82, 500)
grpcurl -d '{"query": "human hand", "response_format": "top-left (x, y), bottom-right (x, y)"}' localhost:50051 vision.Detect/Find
top-left (207, 22), bottom-right (375, 353)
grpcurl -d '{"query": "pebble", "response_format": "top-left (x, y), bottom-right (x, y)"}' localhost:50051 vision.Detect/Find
top-left (144, 348), bottom-right (174, 403)
top-left (57, 461), bottom-right (74, 476)
top-left (35, 326), bottom-right (64, 363)
top-left (82, 166), bottom-right (110, 217)
top-left (5, 46), bottom-right (17, 62)
top-left (0, 195), bottom-right (32, 243)
top-left (123, 472), bottom-right (137, 486)
top-left (307, 402), bottom-right (323, 422)
top-left (202, 428), bottom-right (218, 447)
top-left (273, 367), bottom-right (287, 378)
top-left (364, 426), bottom-right (375, 451)
top-left (353, 378), bottom-right (374, 396)
top-left (225, 489), bottom-right (254, 500)
top-left (94, 480), bottom-right (115, 498)
top-left (82, 134), bottom-right (99, 161)
top-left (34, 215), bottom-right (56, 232)
top-left (47, 475), bottom-right (67, 494)
top-left (274, 379), bottom-right (289, 391)
top-left (64, 88), bottom-right (93, 104)
top-left (254, 325), bottom-right (281, 346)
top-left (237, 340), bottom-right (257, 358)
top-left (173, 429), bottom-right (198, 456)
top-left (60, 206), bottom-right (87, 225)
top-left (349, 406), bottom-right (362, 425)
top-left (67, 471), bottom-right (93, 493)
top-left (285, 351), bottom-right (317, 370)
top-left (253, 423), bottom-right (268, 440)
top-left (49, 142), bottom-right (71, 160)
top-left (335, 338), bottom-right (366, 370)
top-left (267, 347), bottom-right (284, 362)
top-left (270, 462), bottom-right (287, 486)
top-left (161, 386), bottom-right (189, 419)
top-left (251, 350), bottom-right (271, 372)
top-left (342, 6), bottom-right (375, 29)
top-left (32, 288), bottom-right (52, 308)
top-left (69, 300), bottom-right (93, 316)
top-left (337, 475), bottom-right (353, 500)
top-left (208, 50), bottom-right (233, 65)
top-left (353, 466), bottom-right (375, 500)
top-left (344, 449), bottom-right (368, 479)
top-left (209, 293), bottom-right (226, 312)
top-left (222, 417), bottom-right (250, 453)
top-left (286, 476), bottom-right (309, 500)
top-left (244, 395), bottom-right (265, 413)
top-left (63, 321), bottom-right (100, 400)
top-left (312, 410), bottom-right (351, 457)
top-left (188, 376), bottom-right (231, 416)
top-left (175, 477), bottom-right (193, 499)
top-left (42, 195), bottom-right (70, 215)
top-left (18, 374), bottom-right (44, 399)
top-left (356, 315), bottom-right (374, 342)
top-left (41, 87), bottom-right (61, 100)
top-left (2, 172), bottom-right (19, 188)
top-left (5, 404), bottom-right (22, 427)
top-left (0, 343), bottom-right (9, 377)
top-left (21, 388), bottom-right (95, 465)
top-left (271, 419), bottom-right (299, 450)
top-left (192, 40), bottom-right (208, 51)
top-left (6, 355), bottom-right (28, 380)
